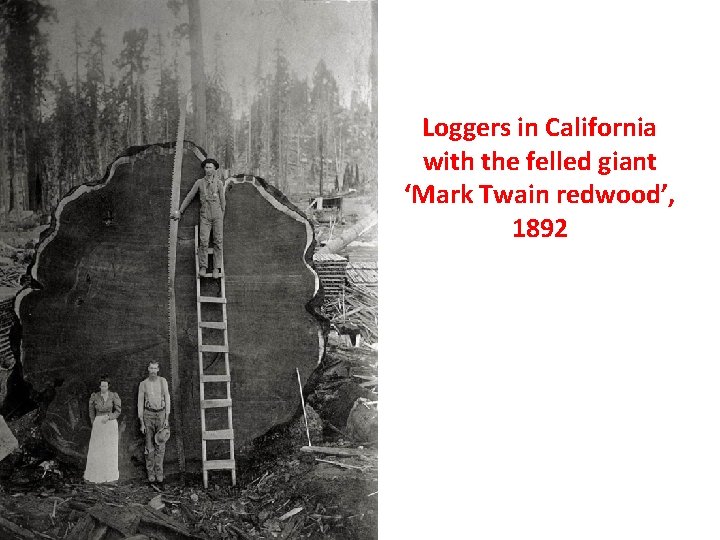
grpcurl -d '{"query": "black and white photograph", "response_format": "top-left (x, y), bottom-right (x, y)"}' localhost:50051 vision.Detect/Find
top-left (0, 1), bottom-right (377, 538)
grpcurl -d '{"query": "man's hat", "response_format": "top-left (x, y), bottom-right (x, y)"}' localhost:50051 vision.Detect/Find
top-left (155, 427), bottom-right (171, 445)
top-left (201, 158), bottom-right (219, 170)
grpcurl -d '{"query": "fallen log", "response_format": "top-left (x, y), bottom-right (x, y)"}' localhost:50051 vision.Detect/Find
top-left (13, 142), bottom-right (324, 478)
top-left (300, 445), bottom-right (373, 457)
top-left (316, 210), bottom-right (377, 255)
top-left (67, 503), bottom-right (205, 540)
top-left (315, 457), bottom-right (368, 470)
top-left (0, 514), bottom-right (36, 540)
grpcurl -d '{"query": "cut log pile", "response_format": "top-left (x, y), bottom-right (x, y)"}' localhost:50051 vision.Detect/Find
top-left (327, 283), bottom-right (378, 343)
top-left (0, 266), bottom-right (23, 288)
top-left (312, 252), bottom-right (348, 304)
top-left (0, 289), bottom-right (17, 409)
top-left (308, 343), bottom-right (378, 438)
top-left (0, 290), bottom-right (15, 369)
top-left (0, 236), bottom-right (37, 289)
top-left (345, 261), bottom-right (377, 287)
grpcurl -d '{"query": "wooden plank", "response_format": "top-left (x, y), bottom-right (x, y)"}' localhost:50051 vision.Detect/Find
top-left (199, 321), bottom-right (226, 329)
top-left (300, 445), bottom-right (373, 457)
top-left (200, 344), bottom-right (228, 353)
top-left (203, 459), bottom-right (236, 470)
top-left (202, 429), bottom-right (234, 440)
top-left (201, 374), bottom-right (230, 383)
top-left (198, 296), bottom-right (226, 304)
top-left (201, 398), bottom-right (232, 409)
top-left (199, 270), bottom-right (222, 277)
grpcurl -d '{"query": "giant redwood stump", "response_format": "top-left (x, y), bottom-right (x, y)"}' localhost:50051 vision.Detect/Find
top-left (15, 142), bottom-right (323, 477)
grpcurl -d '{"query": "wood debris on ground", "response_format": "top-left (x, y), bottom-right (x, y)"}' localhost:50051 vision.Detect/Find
top-left (324, 283), bottom-right (378, 344)
top-left (0, 446), bottom-right (377, 539)
top-left (0, 266), bottom-right (24, 288)
top-left (0, 343), bottom-right (378, 539)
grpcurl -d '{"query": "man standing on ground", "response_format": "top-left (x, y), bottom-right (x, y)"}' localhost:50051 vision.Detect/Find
top-left (171, 158), bottom-right (226, 278)
top-left (138, 361), bottom-right (171, 484)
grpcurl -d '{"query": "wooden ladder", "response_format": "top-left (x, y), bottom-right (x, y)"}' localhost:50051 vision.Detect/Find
top-left (194, 226), bottom-right (236, 488)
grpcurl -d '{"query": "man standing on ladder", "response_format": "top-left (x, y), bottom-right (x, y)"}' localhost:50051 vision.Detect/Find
top-left (172, 158), bottom-right (226, 278)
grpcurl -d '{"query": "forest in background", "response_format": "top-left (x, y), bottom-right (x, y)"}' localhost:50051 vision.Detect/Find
top-left (0, 0), bottom-right (378, 219)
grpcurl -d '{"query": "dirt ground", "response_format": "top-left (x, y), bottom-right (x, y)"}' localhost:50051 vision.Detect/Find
top-left (0, 448), bottom-right (377, 539)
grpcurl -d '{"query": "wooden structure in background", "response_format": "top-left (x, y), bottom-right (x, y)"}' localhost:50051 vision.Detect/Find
top-left (312, 253), bottom-right (348, 305)
top-left (0, 288), bottom-right (17, 410)
top-left (346, 262), bottom-right (378, 287)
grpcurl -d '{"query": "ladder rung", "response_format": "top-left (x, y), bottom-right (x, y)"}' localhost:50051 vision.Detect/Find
top-left (201, 374), bottom-right (231, 383)
top-left (201, 398), bottom-right (232, 409)
top-left (200, 344), bottom-right (228, 353)
top-left (199, 321), bottom-right (226, 329)
top-left (203, 429), bottom-right (234, 440)
top-left (203, 459), bottom-right (235, 470)
top-left (198, 296), bottom-right (226, 304)
top-left (206, 248), bottom-right (214, 254)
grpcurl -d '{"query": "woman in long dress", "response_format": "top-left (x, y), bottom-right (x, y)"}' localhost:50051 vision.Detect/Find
top-left (84, 375), bottom-right (121, 483)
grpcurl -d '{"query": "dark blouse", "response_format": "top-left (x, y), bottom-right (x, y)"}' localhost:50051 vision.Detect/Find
top-left (88, 391), bottom-right (121, 423)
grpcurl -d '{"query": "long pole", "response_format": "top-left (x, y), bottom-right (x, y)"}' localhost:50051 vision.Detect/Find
top-left (296, 368), bottom-right (312, 446)
top-left (168, 91), bottom-right (190, 478)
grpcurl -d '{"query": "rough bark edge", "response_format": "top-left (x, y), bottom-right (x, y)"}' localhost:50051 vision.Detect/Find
top-left (13, 141), bottom-right (207, 314)
top-left (11, 141), bottom-right (207, 384)
top-left (225, 174), bottom-right (327, 365)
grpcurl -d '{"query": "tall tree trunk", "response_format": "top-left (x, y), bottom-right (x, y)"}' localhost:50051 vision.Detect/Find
top-left (370, 0), bottom-right (378, 118)
top-left (0, 129), bottom-right (7, 214)
top-left (333, 133), bottom-right (340, 189)
top-left (264, 92), bottom-right (270, 170)
top-left (296, 130), bottom-right (301, 181)
top-left (370, 0), bottom-right (378, 184)
top-left (29, 144), bottom-right (41, 211)
top-left (74, 23), bottom-right (81, 95)
top-left (12, 130), bottom-right (25, 212)
top-left (187, 0), bottom-right (207, 149)
top-left (22, 126), bottom-right (32, 210)
top-left (96, 115), bottom-right (102, 175)
top-left (135, 71), bottom-right (143, 145)
top-left (318, 128), bottom-right (323, 197)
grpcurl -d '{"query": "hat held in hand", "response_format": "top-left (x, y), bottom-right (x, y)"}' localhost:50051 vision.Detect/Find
top-left (155, 427), bottom-right (171, 445)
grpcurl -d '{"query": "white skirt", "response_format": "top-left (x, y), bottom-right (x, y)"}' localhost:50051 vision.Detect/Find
top-left (83, 416), bottom-right (119, 483)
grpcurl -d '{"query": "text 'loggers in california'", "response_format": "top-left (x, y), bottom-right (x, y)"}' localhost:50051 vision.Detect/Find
top-left (424, 117), bottom-right (656, 141)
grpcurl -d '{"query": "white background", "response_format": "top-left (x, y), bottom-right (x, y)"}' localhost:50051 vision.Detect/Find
top-left (380, 2), bottom-right (720, 538)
